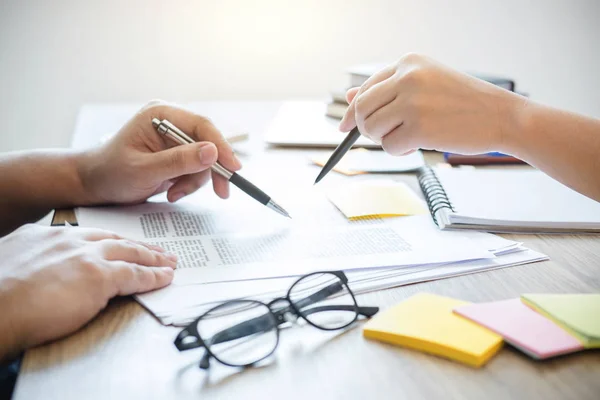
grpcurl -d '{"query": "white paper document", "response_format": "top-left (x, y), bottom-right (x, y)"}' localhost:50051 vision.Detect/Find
top-left (139, 246), bottom-right (547, 326)
top-left (77, 190), bottom-right (494, 285)
top-left (75, 180), bottom-right (550, 327)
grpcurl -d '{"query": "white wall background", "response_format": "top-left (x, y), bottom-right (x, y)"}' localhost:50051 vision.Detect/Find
top-left (0, 0), bottom-right (599, 151)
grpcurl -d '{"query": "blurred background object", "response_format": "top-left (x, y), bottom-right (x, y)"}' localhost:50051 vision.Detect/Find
top-left (1, 0), bottom-right (599, 151)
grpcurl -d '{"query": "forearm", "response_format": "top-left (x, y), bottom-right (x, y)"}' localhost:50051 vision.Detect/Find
top-left (502, 100), bottom-right (600, 201)
top-left (0, 150), bottom-right (92, 235)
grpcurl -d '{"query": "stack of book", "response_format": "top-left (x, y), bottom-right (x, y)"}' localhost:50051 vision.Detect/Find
top-left (325, 89), bottom-right (350, 119)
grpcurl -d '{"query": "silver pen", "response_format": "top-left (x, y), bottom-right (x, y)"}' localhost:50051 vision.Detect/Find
top-left (152, 118), bottom-right (291, 218)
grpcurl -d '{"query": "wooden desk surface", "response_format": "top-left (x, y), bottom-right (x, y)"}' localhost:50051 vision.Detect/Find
top-left (14, 102), bottom-right (600, 400)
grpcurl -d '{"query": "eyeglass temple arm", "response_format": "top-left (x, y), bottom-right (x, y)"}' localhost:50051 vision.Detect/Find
top-left (205, 304), bottom-right (379, 348)
top-left (206, 314), bottom-right (275, 347)
top-left (300, 305), bottom-right (379, 318)
top-left (177, 282), bottom-right (374, 350)
top-left (206, 282), bottom-right (372, 346)
top-left (195, 305), bottom-right (379, 369)
top-left (292, 281), bottom-right (346, 310)
top-left (174, 312), bottom-right (275, 352)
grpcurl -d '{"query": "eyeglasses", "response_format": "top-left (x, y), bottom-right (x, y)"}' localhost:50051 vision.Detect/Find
top-left (174, 271), bottom-right (379, 369)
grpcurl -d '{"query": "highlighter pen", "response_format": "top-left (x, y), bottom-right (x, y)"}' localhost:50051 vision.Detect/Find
top-left (152, 118), bottom-right (290, 218)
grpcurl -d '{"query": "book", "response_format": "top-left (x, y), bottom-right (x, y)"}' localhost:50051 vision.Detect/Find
top-left (363, 293), bottom-right (503, 368)
top-left (347, 63), bottom-right (517, 92)
top-left (330, 89), bottom-right (349, 104)
top-left (325, 101), bottom-right (348, 119)
top-left (325, 89), bottom-right (349, 119)
top-left (444, 152), bottom-right (526, 165)
top-left (417, 166), bottom-right (600, 233)
top-left (347, 63), bottom-right (388, 87)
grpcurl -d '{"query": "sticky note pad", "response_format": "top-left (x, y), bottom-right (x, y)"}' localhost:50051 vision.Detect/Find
top-left (521, 294), bottom-right (600, 348)
top-left (454, 299), bottom-right (584, 359)
top-left (363, 293), bottom-right (503, 367)
top-left (326, 181), bottom-right (428, 220)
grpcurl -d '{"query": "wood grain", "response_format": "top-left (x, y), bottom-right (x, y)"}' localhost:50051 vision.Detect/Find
top-left (16, 113), bottom-right (600, 400)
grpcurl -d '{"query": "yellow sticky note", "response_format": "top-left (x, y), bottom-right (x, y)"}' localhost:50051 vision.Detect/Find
top-left (363, 293), bottom-right (503, 368)
top-left (310, 148), bottom-right (368, 176)
top-left (326, 181), bottom-right (428, 220)
top-left (521, 294), bottom-right (600, 348)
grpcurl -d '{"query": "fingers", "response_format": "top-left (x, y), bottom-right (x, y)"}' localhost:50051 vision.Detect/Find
top-left (145, 103), bottom-right (242, 173)
top-left (108, 261), bottom-right (175, 296)
top-left (166, 169), bottom-right (212, 202)
top-left (133, 240), bottom-right (168, 254)
top-left (212, 173), bottom-right (230, 199)
top-left (100, 239), bottom-right (177, 268)
top-left (361, 97), bottom-right (404, 144)
top-left (78, 228), bottom-right (123, 242)
top-left (339, 65), bottom-right (396, 132)
top-left (75, 229), bottom-right (170, 257)
top-left (353, 81), bottom-right (398, 142)
top-left (381, 124), bottom-right (416, 156)
top-left (346, 87), bottom-right (360, 104)
top-left (148, 141), bottom-right (218, 182)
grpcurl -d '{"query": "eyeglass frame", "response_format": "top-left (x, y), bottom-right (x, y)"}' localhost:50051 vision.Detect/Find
top-left (174, 270), bottom-right (379, 369)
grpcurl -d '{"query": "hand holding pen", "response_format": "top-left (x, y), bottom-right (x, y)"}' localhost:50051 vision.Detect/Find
top-left (79, 101), bottom-right (288, 217)
top-left (152, 118), bottom-right (290, 217)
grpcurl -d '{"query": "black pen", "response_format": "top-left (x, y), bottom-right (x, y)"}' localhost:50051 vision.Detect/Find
top-left (314, 127), bottom-right (361, 184)
top-left (152, 118), bottom-right (291, 218)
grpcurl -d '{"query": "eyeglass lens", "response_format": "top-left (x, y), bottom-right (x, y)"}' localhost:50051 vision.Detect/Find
top-left (196, 300), bottom-right (278, 367)
top-left (288, 272), bottom-right (358, 330)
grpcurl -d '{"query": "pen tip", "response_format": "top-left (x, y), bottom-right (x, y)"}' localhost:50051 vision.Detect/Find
top-left (266, 200), bottom-right (291, 219)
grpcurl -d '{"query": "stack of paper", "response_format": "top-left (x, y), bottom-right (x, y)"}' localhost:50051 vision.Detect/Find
top-left (363, 293), bottom-right (504, 367)
top-left (138, 242), bottom-right (545, 326)
top-left (76, 182), bottom-right (548, 326)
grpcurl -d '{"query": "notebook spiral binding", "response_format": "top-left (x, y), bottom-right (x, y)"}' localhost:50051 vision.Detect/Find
top-left (417, 167), bottom-right (454, 226)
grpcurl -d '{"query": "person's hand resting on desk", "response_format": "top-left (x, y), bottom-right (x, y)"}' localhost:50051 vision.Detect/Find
top-left (339, 53), bottom-right (600, 202)
top-left (0, 101), bottom-right (241, 362)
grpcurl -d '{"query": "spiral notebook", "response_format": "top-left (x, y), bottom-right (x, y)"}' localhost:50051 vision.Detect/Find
top-left (417, 167), bottom-right (600, 233)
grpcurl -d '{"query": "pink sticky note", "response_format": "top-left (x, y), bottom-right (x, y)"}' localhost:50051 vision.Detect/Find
top-left (454, 298), bottom-right (584, 359)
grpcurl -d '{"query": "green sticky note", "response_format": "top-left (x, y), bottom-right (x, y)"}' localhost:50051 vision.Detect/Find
top-left (521, 294), bottom-right (600, 348)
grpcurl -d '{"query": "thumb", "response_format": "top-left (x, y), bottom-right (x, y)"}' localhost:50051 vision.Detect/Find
top-left (150, 142), bottom-right (218, 181)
